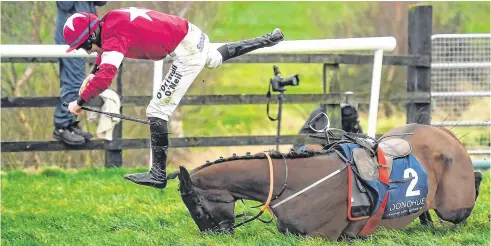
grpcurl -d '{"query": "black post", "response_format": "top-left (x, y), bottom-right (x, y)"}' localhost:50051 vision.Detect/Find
top-left (407, 5), bottom-right (432, 124)
top-left (105, 63), bottom-right (123, 168)
top-left (276, 91), bottom-right (284, 152)
top-left (324, 63), bottom-right (341, 129)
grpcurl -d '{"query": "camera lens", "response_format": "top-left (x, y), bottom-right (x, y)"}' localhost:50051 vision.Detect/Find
top-left (280, 75), bottom-right (300, 87)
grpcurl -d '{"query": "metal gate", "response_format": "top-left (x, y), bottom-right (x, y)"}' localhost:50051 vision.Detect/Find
top-left (430, 34), bottom-right (490, 156)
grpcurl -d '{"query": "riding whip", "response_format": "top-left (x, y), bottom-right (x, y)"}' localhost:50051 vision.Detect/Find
top-left (62, 102), bottom-right (150, 125)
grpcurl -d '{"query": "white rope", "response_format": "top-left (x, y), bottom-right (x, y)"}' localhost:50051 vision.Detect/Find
top-left (271, 165), bottom-right (347, 209)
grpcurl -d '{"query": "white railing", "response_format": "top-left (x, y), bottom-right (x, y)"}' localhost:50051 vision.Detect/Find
top-left (431, 121), bottom-right (491, 127)
top-left (1, 45), bottom-right (97, 58)
top-left (1, 37), bottom-right (398, 56)
top-left (152, 37), bottom-right (398, 139)
top-left (1, 37), bottom-right (397, 139)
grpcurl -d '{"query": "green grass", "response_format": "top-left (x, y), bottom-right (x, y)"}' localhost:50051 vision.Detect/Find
top-left (2, 168), bottom-right (490, 245)
top-left (208, 2), bottom-right (372, 41)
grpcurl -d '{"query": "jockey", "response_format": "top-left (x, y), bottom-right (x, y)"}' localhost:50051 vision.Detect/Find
top-left (64, 7), bottom-right (284, 189)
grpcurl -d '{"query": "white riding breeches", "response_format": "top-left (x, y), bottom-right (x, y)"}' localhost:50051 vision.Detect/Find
top-left (146, 22), bottom-right (223, 121)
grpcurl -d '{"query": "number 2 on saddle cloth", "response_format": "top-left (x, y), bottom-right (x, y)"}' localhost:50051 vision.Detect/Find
top-left (338, 143), bottom-right (429, 235)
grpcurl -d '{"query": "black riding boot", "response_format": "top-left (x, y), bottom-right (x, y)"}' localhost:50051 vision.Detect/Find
top-left (124, 117), bottom-right (168, 189)
top-left (218, 28), bottom-right (284, 62)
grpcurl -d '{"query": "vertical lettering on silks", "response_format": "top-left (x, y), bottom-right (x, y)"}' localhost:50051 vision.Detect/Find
top-left (156, 64), bottom-right (182, 104)
top-left (197, 32), bottom-right (205, 52)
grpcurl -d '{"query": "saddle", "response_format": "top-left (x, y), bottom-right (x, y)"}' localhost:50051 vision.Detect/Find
top-left (352, 138), bottom-right (412, 181)
top-left (343, 138), bottom-right (427, 235)
top-left (347, 138), bottom-right (412, 209)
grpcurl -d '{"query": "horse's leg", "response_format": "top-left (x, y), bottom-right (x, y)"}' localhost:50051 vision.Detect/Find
top-left (276, 219), bottom-right (287, 234)
top-left (474, 171), bottom-right (483, 201)
top-left (311, 217), bottom-right (350, 241)
top-left (419, 211), bottom-right (433, 225)
top-left (339, 220), bottom-right (367, 239)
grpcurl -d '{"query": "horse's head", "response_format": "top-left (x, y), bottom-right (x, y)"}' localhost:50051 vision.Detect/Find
top-left (177, 166), bottom-right (236, 234)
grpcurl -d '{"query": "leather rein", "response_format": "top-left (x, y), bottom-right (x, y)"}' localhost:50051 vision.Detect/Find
top-left (234, 150), bottom-right (347, 228)
top-left (210, 152), bottom-right (289, 228)
top-left (233, 151), bottom-right (288, 228)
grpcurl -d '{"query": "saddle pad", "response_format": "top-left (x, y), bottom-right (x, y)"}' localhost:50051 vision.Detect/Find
top-left (339, 143), bottom-right (388, 216)
top-left (347, 167), bottom-right (372, 220)
top-left (382, 153), bottom-right (428, 219)
top-left (339, 143), bottom-right (429, 220)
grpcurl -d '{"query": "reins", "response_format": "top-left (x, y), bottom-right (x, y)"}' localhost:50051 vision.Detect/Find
top-left (262, 152), bottom-right (275, 211)
top-left (235, 151), bottom-right (275, 228)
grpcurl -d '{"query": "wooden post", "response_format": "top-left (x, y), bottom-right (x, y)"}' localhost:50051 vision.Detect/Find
top-left (105, 63), bottom-right (123, 168)
top-left (406, 5), bottom-right (432, 124)
top-left (324, 63), bottom-right (342, 129)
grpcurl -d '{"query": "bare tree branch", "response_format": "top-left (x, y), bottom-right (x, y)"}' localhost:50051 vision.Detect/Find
top-left (14, 64), bottom-right (35, 96)
top-left (5, 64), bottom-right (17, 92)
top-left (178, 2), bottom-right (193, 17)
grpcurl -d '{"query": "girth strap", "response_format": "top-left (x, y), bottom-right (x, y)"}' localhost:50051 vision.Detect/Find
top-left (359, 147), bottom-right (389, 236)
top-left (377, 148), bottom-right (389, 185)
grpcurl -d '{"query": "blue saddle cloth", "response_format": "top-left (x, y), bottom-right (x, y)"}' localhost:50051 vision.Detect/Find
top-left (339, 143), bottom-right (428, 219)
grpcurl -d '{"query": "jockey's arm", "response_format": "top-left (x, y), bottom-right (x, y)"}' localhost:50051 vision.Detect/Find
top-left (78, 61), bottom-right (100, 95)
top-left (76, 36), bottom-right (127, 106)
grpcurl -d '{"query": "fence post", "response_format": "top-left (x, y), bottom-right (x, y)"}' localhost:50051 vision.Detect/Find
top-left (406, 5), bottom-right (432, 124)
top-left (324, 63), bottom-right (342, 129)
top-left (105, 63), bottom-right (123, 168)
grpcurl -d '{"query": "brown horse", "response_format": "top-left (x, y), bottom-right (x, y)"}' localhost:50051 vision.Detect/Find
top-left (170, 123), bottom-right (482, 240)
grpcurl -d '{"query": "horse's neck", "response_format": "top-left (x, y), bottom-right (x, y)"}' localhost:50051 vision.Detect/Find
top-left (192, 158), bottom-right (275, 202)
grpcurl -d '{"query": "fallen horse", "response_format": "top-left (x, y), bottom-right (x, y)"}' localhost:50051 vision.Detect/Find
top-left (169, 124), bottom-right (483, 240)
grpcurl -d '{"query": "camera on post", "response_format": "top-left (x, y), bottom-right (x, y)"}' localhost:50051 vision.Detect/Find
top-left (270, 65), bottom-right (300, 92)
top-left (265, 65), bottom-right (301, 151)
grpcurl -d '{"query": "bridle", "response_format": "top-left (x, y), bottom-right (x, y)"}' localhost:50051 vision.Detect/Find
top-left (234, 151), bottom-right (289, 228)
top-left (180, 182), bottom-right (233, 233)
top-left (189, 151), bottom-right (289, 231)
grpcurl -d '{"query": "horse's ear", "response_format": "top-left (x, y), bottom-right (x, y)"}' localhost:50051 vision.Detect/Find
top-left (178, 166), bottom-right (193, 191)
top-left (179, 166), bottom-right (190, 178)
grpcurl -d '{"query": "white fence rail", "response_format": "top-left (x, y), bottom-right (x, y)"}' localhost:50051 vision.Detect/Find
top-left (0, 37), bottom-right (397, 140)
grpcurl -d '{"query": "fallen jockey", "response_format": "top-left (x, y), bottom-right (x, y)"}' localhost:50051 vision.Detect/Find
top-left (63, 7), bottom-right (284, 189)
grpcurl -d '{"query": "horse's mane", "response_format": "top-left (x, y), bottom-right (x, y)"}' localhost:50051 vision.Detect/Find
top-left (435, 126), bottom-right (463, 141)
top-left (190, 148), bottom-right (336, 175)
